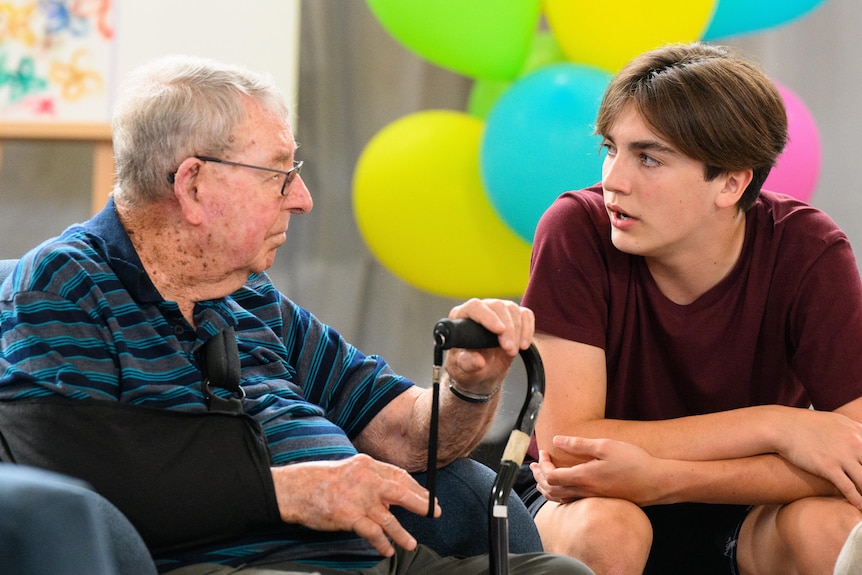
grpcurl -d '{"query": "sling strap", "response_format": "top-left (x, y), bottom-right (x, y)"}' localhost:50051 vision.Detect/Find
top-left (200, 326), bottom-right (245, 413)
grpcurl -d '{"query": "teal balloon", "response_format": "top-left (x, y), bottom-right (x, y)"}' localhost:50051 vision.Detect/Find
top-left (480, 64), bottom-right (610, 242)
top-left (703, 0), bottom-right (827, 39)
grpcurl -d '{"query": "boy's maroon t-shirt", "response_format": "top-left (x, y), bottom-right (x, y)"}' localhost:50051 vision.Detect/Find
top-left (524, 186), bottom-right (862, 423)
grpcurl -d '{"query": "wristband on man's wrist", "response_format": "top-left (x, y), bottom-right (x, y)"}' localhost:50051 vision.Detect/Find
top-left (447, 379), bottom-right (501, 403)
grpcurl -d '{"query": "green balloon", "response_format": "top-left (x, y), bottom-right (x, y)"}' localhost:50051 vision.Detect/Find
top-left (467, 79), bottom-right (510, 120)
top-left (366, 0), bottom-right (543, 81)
top-left (467, 31), bottom-right (568, 119)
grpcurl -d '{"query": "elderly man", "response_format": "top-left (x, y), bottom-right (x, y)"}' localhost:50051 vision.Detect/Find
top-left (0, 56), bottom-right (590, 574)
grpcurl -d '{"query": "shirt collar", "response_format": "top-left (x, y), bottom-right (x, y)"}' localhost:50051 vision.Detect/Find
top-left (83, 197), bottom-right (163, 304)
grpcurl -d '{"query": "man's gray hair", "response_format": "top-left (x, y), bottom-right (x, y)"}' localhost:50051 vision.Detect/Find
top-left (111, 55), bottom-right (288, 205)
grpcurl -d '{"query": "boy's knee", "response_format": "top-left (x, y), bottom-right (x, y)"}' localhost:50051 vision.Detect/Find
top-left (536, 497), bottom-right (652, 559)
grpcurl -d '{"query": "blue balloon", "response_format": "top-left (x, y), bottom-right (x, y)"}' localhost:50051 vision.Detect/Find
top-left (480, 63), bottom-right (610, 242)
top-left (703, 0), bottom-right (826, 40)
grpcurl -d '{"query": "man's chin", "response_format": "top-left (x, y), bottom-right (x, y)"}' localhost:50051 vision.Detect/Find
top-left (253, 249), bottom-right (279, 274)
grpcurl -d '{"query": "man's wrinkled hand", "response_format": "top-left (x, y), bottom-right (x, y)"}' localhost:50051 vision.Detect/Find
top-left (271, 454), bottom-right (439, 556)
top-left (444, 298), bottom-right (534, 392)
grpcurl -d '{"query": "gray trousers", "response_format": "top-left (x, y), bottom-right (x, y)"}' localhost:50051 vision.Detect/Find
top-left (164, 543), bottom-right (593, 574)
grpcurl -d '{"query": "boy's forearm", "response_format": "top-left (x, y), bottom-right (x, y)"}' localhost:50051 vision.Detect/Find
top-left (652, 454), bottom-right (839, 507)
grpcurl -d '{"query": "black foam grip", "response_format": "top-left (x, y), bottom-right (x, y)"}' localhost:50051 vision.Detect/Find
top-left (433, 318), bottom-right (499, 350)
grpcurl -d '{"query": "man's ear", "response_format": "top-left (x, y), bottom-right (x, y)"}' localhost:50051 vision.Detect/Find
top-left (172, 157), bottom-right (205, 225)
top-left (716, 168), bottom-right (753, 209)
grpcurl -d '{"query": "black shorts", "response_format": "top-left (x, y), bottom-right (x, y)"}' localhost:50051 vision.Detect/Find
top-left (642, 502), bottom-right (749, 575)
top-left (515, 468), bottom-right (750, 575)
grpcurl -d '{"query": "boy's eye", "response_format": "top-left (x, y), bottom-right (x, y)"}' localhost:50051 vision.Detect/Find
top-left (641, 154), bottom-right (660, 167)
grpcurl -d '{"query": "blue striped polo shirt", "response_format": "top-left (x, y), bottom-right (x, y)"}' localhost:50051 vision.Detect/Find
top-left (0, 198), bottom-right (413, 570)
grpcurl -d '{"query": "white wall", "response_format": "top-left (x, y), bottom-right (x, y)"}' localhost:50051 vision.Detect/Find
top-left (113, 0), bottom-right (300, 126)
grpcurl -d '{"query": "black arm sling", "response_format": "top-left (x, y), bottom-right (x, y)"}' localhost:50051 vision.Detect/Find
top-left (0, 327), bottom-right (281, 553)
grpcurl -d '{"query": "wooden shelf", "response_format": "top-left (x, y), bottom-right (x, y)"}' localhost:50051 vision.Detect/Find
top-left (0, 122), bottom-right (112, 141)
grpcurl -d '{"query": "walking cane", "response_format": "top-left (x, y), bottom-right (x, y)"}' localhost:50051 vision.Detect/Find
top-left (426, 318), bottom-right (545, 575)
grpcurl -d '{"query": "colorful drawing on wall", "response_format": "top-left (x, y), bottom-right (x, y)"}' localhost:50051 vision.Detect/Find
top-left (0, 0), bottom-right (115, 123)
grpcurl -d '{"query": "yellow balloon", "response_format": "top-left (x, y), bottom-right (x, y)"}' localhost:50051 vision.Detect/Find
top-left (544, 0), bottom-right (718, 73)
top-left (352, 110), bottom-right (532, 299)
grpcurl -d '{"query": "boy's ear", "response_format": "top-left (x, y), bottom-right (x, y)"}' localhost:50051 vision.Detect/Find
top-left (716, 168), bottom-right (753, 209)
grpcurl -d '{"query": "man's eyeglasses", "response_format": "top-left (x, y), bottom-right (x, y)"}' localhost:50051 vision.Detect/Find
top-left (169, 156), bottom-right (303, 196)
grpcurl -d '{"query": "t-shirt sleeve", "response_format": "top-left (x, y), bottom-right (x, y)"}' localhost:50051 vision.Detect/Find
top-left (522, 190), bottom-right (611, 350)
top-left (780, 212), bottom-right (862, 411)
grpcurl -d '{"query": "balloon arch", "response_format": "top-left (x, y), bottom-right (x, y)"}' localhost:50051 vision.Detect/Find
top-left (353, 0), bottom-right (827, 298)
